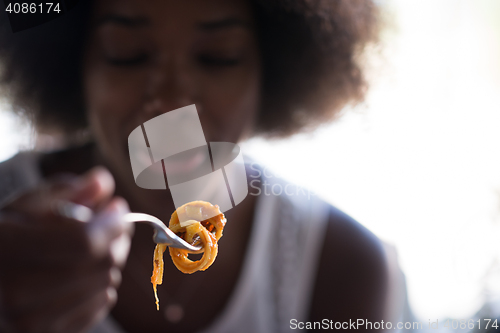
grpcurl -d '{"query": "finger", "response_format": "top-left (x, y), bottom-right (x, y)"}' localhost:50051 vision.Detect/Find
top-left (6, 265), bottom-right (118, 329)
top-left (46, 166), bottom-right (115, 210)
top-left (0, 219), bottom-right (91, 265)
top-left (3, 166), bottom-right (115, 223)
top-left (10, 285), bottom-right (116, 333)
top-left (50, 288), bottom-right (116, 333)
top-left (68, 167), bottom-right (115, 209)
top-left (0, 198), bottom-right (131, 265)
top-left (47, 287), bottom-right (116, 333)
top-left (43, 267), bottom-right (120, 308)
top-left (0, 258), bottom-right (121, 312)
top-left (86, 197), bottom-right (133, 259)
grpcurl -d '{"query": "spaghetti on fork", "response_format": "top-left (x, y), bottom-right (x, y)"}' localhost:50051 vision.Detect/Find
top-left (150, 201), bottom-right (226, 310)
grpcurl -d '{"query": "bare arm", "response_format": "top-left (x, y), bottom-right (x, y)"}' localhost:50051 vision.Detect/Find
top-left (309, 206), bottom-right (389, 331)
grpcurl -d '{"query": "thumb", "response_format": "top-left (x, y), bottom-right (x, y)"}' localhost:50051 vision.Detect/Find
top-left (2, 167), bottom-right (115, 222)
top-left (86, 197), bottom-right (132, 261)
top-left (67, 166), bottom-right (115, 209)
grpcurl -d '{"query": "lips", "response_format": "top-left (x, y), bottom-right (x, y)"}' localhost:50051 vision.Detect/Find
top-left (124, 141), bottom-right (210, 187)
top-left (161, 148), bottom-right (208, 175)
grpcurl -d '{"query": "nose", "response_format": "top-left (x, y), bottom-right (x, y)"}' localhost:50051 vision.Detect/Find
top-left (142, 55), bottom-right (196, 117)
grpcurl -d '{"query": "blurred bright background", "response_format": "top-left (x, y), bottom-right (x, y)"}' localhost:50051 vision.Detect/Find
top-left (244, 0), bottom-right (500, 322)
top-left (1, 0), bottom-right (500, 325)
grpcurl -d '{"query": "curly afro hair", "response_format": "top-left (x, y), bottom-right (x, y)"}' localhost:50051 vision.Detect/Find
top-left (0, 0), bottom-right (380, 138)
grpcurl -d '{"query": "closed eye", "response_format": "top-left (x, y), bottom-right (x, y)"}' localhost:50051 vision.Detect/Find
top-left (106, 54), bottom-right (149, 67)
top-left (198, 55), bottom-right (241, 67)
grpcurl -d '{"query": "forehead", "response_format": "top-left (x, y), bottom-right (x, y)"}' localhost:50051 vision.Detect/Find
top-left (91, 0), bottom-right (254, 26)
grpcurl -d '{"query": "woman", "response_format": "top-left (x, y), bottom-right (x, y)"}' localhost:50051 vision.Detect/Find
top-left (0, 0), bottom-right (395, 332)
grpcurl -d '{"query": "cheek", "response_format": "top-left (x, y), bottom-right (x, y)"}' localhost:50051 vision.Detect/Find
top-left (199, 65), bottom-right (261, 141)
top-left (84, 63), bottom-right (146, 149)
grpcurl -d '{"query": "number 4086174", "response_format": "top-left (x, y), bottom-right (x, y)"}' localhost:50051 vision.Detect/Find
top-left (444, 318), bottom-right (498, 330)
top-left (5, 3), bottom-right (61, 14)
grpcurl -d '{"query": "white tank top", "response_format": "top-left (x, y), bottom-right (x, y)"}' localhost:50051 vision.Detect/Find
top-left (200, 176), bottom-right (330, 333)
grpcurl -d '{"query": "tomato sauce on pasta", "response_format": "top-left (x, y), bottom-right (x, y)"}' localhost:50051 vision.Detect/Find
top-left (150, 201), bottom-right (226, 310)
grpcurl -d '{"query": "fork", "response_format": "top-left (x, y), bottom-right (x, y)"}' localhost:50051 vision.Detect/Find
top-left (54, 200), bottom-right (201, 251)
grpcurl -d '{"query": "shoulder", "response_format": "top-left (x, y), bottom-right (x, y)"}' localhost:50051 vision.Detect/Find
top-left (244, 163), bottom-right (391, 323)
top-left (309, 203), bottom-right (389, 323)
top-left (0, 151), bottom-right (42, 207)
top-left (0, 143), bottom-right (95, 207)
top-left (38, 142), bottom-right (96, 177)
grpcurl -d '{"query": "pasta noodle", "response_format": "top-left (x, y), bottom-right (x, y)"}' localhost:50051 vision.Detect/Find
top-left (151, 243), bottom-right (166, 310)
top-left (151, 201), bottom-right (226, 310)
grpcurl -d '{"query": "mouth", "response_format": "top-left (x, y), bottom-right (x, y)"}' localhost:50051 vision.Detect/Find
top-left (162, 148), bottom-right (209, 175)
top-left (126, 141), bottom-right (213, 187)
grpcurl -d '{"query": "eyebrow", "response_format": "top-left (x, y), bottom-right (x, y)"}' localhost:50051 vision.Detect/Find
top-left (95, 14), bottom-right (149, 28)
top-left (198, 17), bottom-right (250, 31)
